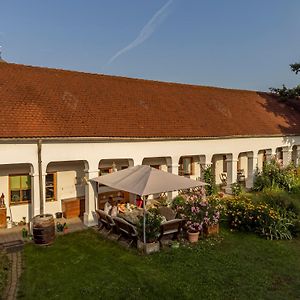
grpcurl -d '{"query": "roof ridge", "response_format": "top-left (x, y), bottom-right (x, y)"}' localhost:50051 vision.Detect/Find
top-left (0, 61), bottom-right (263, 94)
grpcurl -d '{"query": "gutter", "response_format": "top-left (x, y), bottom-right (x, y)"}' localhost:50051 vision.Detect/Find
top-left (0, 134), bottom-right (298, 144)
top-left (37, 139), bottom-right (44, 215)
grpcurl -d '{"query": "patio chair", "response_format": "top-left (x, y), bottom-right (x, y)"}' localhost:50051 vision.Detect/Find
top-left (113, 216), bottom-right (138, 247)
top-left (158, 206), bottom-right (177, 221)
top-left (95, 209), bottom-right (116, 235)
top-left (96, 209), bottom-right (108, 230)
top-left (105, 213), bottom-right (117, 234)
top-left (220, 173), bottom-right (227, 186)
top-left (159, 219), bottom-right (183, 241)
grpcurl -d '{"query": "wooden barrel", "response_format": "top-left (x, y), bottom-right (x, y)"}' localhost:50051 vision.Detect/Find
top-left (32, 214), bottom-right (55, 245)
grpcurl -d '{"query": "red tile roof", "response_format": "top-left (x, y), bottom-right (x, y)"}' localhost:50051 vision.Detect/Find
top-left (0, 62), bottom-right (299, 139)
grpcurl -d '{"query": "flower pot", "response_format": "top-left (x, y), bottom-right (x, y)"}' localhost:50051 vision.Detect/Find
top-left (203, 223), bottom-right (219, 237)
top-left (187, 231), bottom-right (200, 243)
top-left (137, 240), bottom-right (160, 254)
top-left (55, 212), bottom-right (63, 219)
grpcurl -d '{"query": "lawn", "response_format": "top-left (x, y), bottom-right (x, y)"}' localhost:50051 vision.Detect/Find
top-left (18, 229), bottom-right (300, 300)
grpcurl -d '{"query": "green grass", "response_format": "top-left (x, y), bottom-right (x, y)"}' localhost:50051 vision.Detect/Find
top-left (19, 229), bottom-right (300, 300)
top-left (0, 251), bottom-right (9, 299)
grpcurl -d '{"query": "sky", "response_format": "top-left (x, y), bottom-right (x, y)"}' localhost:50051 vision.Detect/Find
top-left (0, 0), bottom-right (299, 91)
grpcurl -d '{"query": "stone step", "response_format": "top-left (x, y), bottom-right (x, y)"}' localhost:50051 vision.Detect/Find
top-left (0, 240), bottom-right (24, 253)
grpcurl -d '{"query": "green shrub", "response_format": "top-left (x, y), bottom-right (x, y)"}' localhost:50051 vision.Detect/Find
top-left (254, 159), bottom-right (297, 192)
top-left (231, 182), bottom-right (243, 196)
top-left (260, 212), bottom-right (295, 240)
top-left (171, 195), bottom-right (186, 208)
top-left (220, 195), bottom-right (296, 240)
top-left (136, 209), bottom-right (163, 243)
top-left (252, 189), bottom-right (300, 216)
top-left (203, 165), bottom-right (217, 196)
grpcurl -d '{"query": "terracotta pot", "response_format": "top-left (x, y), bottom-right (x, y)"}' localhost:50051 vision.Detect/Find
top-left (187, 231), bottom-right (200, 243)
top-left (203, 223), bottom-right (219, 237)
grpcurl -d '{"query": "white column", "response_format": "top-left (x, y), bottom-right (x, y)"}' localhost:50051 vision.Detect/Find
top-left (204, 154), bottom-right (213, 167)
top-left (246, 153), bottom-right (258, 189)
top-left (84, 169), bottom-right (99, 227)
top-left (133, 157), bottom-right (144, 166)
top-left (265, 149), bottom-right (276, 162)
top-left (31, 174), bottom-right (40, 218)
top-left (31, 172), bottom-right (46, 217)
top-left (193, 157), bottom-right (201, 180)
top-left (200, 154), bottom-right (211, 178)
top-left (168, 156), bottom-right (180, 199)
top-left (282, 146), bottom-right (293, 167)
top-left (225, 154), bottom-right (238, 193)
top-left (295, 146), bottom-right (300, 167)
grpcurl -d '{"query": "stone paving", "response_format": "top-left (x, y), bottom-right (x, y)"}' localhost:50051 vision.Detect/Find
top-left (2, 251), bottom-right (22, 300)
top-left (0, 217), bottom-right (86, 243)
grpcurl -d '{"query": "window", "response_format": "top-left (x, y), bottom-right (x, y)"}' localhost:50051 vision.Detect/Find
top-left (10, 175), bottom-right (31, 205)
top-left (99, 168), bottom-right (112, 176)
top-left (46, 173), bottom-right (57, 202)
top-left (179, 157), bottom-right (193, 175)
top-left (150, 165), bottom-right (160, 170)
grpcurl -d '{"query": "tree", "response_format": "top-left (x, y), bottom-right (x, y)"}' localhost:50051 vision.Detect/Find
top-left (270, 62), bottom-right (300, 100)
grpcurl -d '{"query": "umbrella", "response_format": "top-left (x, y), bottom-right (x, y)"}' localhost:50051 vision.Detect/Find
top-left (91, 165), bottom-right (206, 243)
top-left (91, 165), bottom-right (206, 196)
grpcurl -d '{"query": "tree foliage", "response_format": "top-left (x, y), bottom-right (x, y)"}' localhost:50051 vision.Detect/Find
top-left (270, 62), bottom-right (300, 100)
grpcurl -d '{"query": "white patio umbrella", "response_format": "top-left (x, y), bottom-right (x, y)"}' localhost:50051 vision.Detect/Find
top-left (91, 165), bottom-right (206, 243)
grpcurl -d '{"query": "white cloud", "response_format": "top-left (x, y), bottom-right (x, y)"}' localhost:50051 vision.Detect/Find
top-left (106, 0), bottom-right (173, 66)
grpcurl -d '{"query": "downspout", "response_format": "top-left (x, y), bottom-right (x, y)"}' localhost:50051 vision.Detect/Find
top-left (37, 139), bottom-right (44, 215)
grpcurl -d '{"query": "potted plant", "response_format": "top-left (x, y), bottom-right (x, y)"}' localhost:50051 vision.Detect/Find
top-left (186, 221), bottom-right (203, 243)
top-left (137, 209), bottom-right (163, 254)
top-left (63, 223), bottom-right (69, 234)
top-left (202, 206), bottom-right (220, 237)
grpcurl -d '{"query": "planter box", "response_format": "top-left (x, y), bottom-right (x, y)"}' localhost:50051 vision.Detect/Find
top-left (137, 240), bottom-right (160, 254)
top-left (0, 208), bottom-right (7, 228)
top-left (203, 223), bottom-right (219, 237)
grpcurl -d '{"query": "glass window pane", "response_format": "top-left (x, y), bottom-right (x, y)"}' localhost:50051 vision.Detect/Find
top-left (10, 176), bottom-right (21, 190)
top-left (21, 176), bottom-right (31, 189)
top-left (46, 173), bottom-right (56, 201)
top-left (183, 158), bottom-right (191, 174)
top-left (22, 190), bottom-right (31, 201)
top-left (46, 174), bottom-right (54, 186)
top-left (11, 190), bottom-right (21, 203)
top-left (46, 189), bottom-right (54, 200)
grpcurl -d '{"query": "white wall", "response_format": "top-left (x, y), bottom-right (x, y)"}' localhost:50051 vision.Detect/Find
top-left (0, 135), bottom-right (299, 224)
top-left (45, 167), bottom-right (85, 216)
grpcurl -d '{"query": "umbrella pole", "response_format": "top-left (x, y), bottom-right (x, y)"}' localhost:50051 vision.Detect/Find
top-left (143, 196), bottom-right (146, 244)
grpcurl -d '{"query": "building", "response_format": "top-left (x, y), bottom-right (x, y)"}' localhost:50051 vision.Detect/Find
top-left (0, 62), bottom-right (300, 226)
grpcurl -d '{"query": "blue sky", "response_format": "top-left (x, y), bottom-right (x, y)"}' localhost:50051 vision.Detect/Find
top-left (0, 0), bottom-right (299, 91)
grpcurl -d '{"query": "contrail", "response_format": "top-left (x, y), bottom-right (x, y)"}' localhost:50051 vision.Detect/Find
top-left (106, 0), bottom-right (173, 66)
